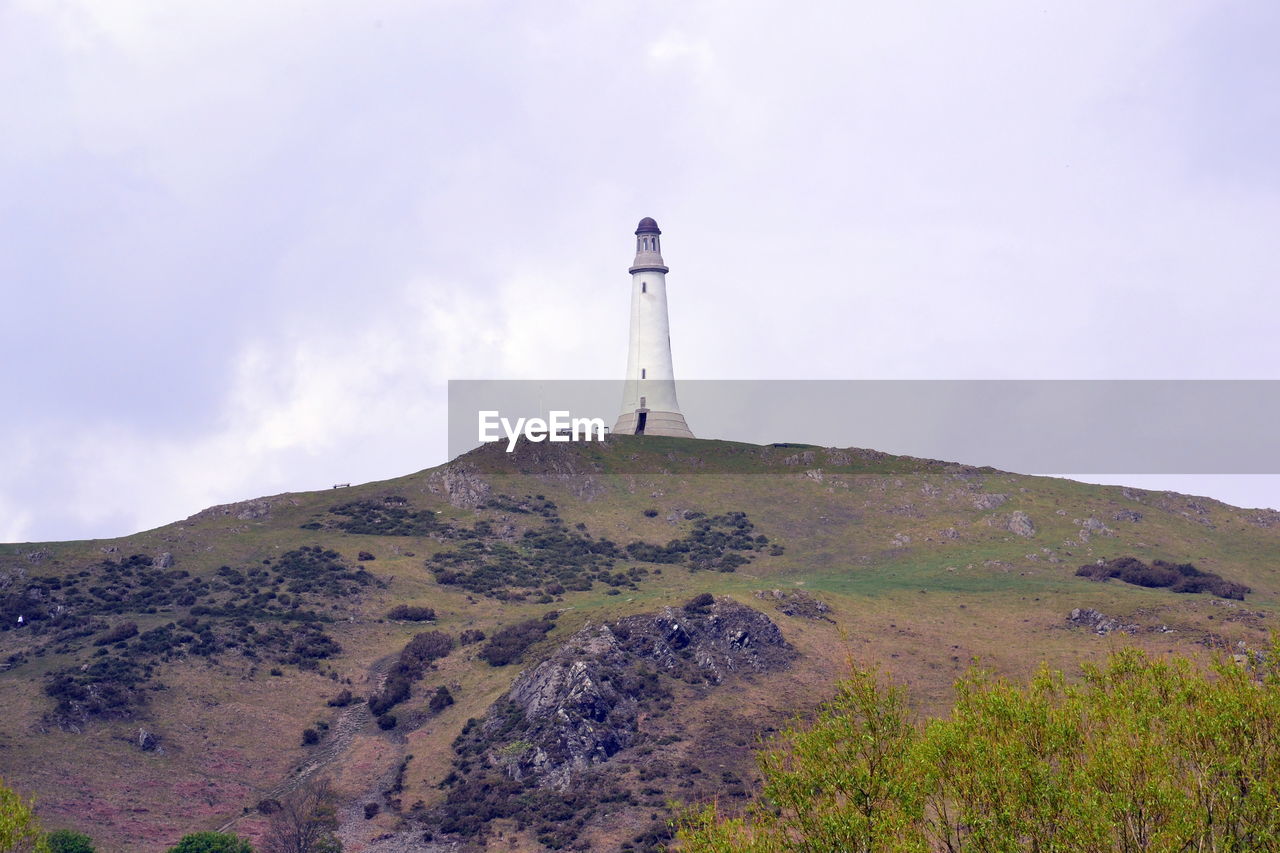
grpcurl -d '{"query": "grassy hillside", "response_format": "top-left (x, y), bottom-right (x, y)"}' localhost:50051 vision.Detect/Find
top-left (1, 436), bottom-right (1277, 851)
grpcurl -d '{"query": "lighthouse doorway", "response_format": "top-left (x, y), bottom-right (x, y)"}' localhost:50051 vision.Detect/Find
top-left (636, 411), bottom-right (648, 435)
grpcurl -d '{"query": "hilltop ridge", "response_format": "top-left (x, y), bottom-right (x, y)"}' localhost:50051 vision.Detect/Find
top-left (1, 436), bottom-right (1277, 850)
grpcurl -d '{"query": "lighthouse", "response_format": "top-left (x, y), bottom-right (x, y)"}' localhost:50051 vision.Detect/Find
top-left (613, 217), bottom-right (695, 438)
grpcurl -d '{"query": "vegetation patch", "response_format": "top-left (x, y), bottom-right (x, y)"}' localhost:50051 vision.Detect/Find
top-left (368, 630), bottom-right (455, 716)
top-left (428, 496), bottom-right (769, 600)
top-left (1077, 556), bottom-right (1250, 599)
top-left (680, 644), bottom-right (1280, 851)
top-left (476, 614), bottom-right (557, 666)
top-left (320, 496), bottom-right (443, 535)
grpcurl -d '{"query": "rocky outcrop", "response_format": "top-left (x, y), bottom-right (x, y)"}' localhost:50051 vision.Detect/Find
top-left (425, 464), bottom-right (491, 509)
top-left (453, 598), bottom-right (794, 791)
top-left (754, 589), bottom-right (832, 620)
top-left (972, 493), bottom-right (1009, 510)
top-left (189, 496), bottom-right (298, 522)
top-left (1067, 608), bottom-right (1138, 636)
top-left (1007, 511), bottom-right (1036, 537)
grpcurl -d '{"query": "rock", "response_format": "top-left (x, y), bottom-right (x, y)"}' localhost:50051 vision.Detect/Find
top-left (1007, 511), bottom-right (1036, 537)
top-left (156, 552), bottom-right (174, 569)
top-left (1081, 517), bottom-right (1112, 534)
top-left (754, 589), bottom-right (832, 621)
top-left (1067, 608), bottom-right (1138, 636)
top-left (1112, 510), bottom-right (1143, 523)
top-left (783, 451), bottom-right (816, 466)
top-left (454, 599), bottom-right (794, 791)
top-left (972, 493), bottom-right (1009, 510)
top-left (940, 527), bottom-right (960, 540)
top-left (190, 496), bottom-right (296, 523)
top-left (427, 464), bottom-right (492, 509)
top-left (137, 728), bottom-right (162, 752)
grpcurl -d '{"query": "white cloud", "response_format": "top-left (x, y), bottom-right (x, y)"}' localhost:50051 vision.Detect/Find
top-left (4, 1), bottom-right (1280, 540)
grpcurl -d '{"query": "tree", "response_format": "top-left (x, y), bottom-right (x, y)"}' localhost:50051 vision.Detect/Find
top-left (262, 779), bottom-right (342, 853)
top-left (0, 778), bottom-right (48, 853)
top-left (679, 639), bottom-right (1280, 852)
top-left (165, 831), bottom-right (253, 853)
top-left (44, 831), bottom-right (94, 853)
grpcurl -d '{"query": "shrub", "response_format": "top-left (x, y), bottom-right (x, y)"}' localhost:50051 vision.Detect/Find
top-left (643, 509), bottom-right (659, 518)
top-left (428, 686), bottom-right (454, 713)
top-left (93, 622), bottom-right (138, 646)
top-left (478, 618), bottom-right (555, 667)
top-left (47, 828), bottom-right (96, 852)
top-left (1078, 556), bottom-right (1250, 600)
top-left (386, 605), bottom-right (435, 622)
top-left (364, 802), bottom-right (380, 820)
top-left (459, 629), bottom-right (486, 645)
top-left (357, 551), bottom-right (375, 562)
top-left (683, 593), bottom-right (715, 614)
top-left (377, 714), bottom-right (397, 730)
top-left (327, 689), bottom-right (354, 707)
top-left (0, 779), bottom-right (45, 852)
top-left (301, 728), bottom-right (320, 746)
top-left (165, 831), bottom-right (253, 853)
top-left (679, 641), bottom-right (1280, 851)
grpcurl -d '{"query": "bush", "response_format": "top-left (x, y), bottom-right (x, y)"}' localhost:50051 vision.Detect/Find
top-left (364, 802), bottom-right (380, 820)
top-left (377, 713), bottom-right (397, 730)
top-left (301, 728), bottom-right (320, 746)
top-left (428, 686), bottom-right (454, 713)
top-left (400, 631), bottom-right (454, 670)
top-left (386, 605), bottom-right (435, 622)
top-left (0, 779), bottom-right (45, 852)
top-left (459, 629), bottom-right (486, 645)
top-left (165, 831), bottom-right (253, 853)
top-left (1078, 556), bottom-right (1250, 600)
top-left (327, 689), bottom-right (354, 707)
top-left (679, 641), bottom-right (1280, 851)
top-left (93, 622), bottom-right (138, 646)
top-left (47, 828), bottom-right (96, 852)
top-left (478, 618), bottom-right (555, 667)
top-left (683, 593), bottom-right (715, 614)
top-left (357, 551), bottom-right (375, 562)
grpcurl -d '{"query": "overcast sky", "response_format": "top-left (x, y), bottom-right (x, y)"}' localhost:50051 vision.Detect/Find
top-left (3, 1), bottom-right (1278, 543)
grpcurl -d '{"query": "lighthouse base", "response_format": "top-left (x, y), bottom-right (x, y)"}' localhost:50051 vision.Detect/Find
top-left (613, 409), bottom-right (695, 439)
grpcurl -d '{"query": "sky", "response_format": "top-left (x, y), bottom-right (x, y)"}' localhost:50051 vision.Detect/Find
top-left (2, 0), bottom-right (1279, 543)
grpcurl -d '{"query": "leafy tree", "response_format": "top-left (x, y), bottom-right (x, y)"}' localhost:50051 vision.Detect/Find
top-left (165, 831), bottom-right (253, 853)
top-left (44, 831), bottom-right (94, 853)
top-left (0, 779), bottom-right (48, 853)
top-left (680, 639), bottom-right (1280, 851)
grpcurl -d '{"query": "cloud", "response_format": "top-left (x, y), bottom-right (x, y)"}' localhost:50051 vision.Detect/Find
top-left (3, 1), bottom-right (1280, 541)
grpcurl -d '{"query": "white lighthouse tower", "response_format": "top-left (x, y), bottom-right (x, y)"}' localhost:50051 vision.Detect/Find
top-left (613, 217), bottom-right (695, 438)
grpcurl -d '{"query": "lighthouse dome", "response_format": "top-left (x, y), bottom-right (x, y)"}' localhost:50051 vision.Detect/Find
top-left (635, 217), bottom-right (661, 235)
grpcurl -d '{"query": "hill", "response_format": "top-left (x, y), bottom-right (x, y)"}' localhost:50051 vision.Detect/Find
top-left (2, 436), bottom-right (1278, 851)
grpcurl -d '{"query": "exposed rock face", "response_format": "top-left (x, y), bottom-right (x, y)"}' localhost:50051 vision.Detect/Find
top-left (1067, 608), bottom-right (1138, 636)
top-left (426, 464), bottom-right (492, 509)
top-left (754, 589), bottom-right (832, 620)
top-left (973, 493), bottom-right (1009, 510)
top-left (190, 496), bottom-right (297, 522)
top-left (456, 598), bottom-right (794, 791)
top-left (1008, 511), bottom-right (1036, 537)
top-left (156, 552), bottom-right (174, 569)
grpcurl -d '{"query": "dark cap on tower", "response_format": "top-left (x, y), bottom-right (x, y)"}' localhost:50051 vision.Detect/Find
top-left (635, 217), bottom-right (661, 235)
